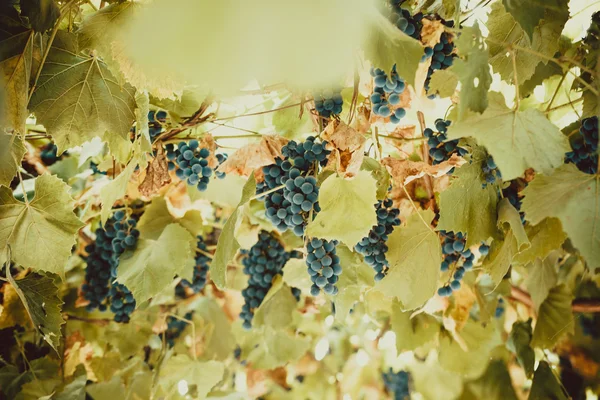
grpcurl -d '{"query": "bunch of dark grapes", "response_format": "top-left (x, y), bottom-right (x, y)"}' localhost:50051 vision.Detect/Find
top-left (424, 119), bottom-right (467, 164)
top-left (258, 137), bottom-right (329, 236)
top-left (306, 238), bottom-right (342, 296)
top-left (215, 153), bottom-right (228, 179)
top-left (437, 231), bottom-right (477, 297)
top-left (148, 110), bottom-right (167, 142)
top-left (40, 143), bottom-right (60, 166)
top-left (314, 89), bottom-right (343, 119)
top-left (382, 369), bottom-right (411, 400)
top-left (176, 236), bottom-right (210, 298)
top-left (370, 66), bottom-right (407, 123)
top-left (482, 155), bottom-right (501, 188)
top-left (424, 32), bottom-right (456, 93)
top-left (109, 283), bottom-right (136, 323)
top-left (565, 117), bottom-right (598, 175)
top-left (163, 312), bottom-right (193, 347)
top-left (166, 140), bottom-right (214, 191)
top-left (81, 222), bottom-right (115, 311)
top-left (580, 314), bottom-right (600, 337)
top-left (503, 180), bottom-right (527, 223)
top-left (355, 199), bottom-right (401, 281)
top-left (389, 1), bottom-right (423, 39)
top-left (240, 231), bottom-right (297, 329)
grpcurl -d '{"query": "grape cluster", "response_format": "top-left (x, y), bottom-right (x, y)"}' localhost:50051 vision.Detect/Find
top-left (215, 153), bottom-right (228, 179)
top-left (164, 312), bottom-right (193, 347)
top-left (424, 32), bottom-right (456, 93)
top-left (565, 117), bottom-right (598, 175)
top-left (40, 143), bottom-right (60, 166)
top-left (503, 180), bottom-right (527, 224)
top-left (148, 110), bottom-right (167, 142)
top-left (109, 283), bottom-right (136, 323)
top-left (437, 231), bottom-right (473, 296)
top-left (481, 155), bottom-right (501, 187)
top-left (258, 137), bottom-right (330, 236)
top-left (382, 369), bottom-right (411, 400)
top-left (240, 231), bottom-right (296, 329)
top-left (306, 238), bottom-right (342, 296)
top-left (370, 66), bottom-right (407, 123)
top-left (176, 236), bottom-right (210, 298)
top-left (314, 89), bottom-right (343, 119)
top-left (355, 199), bottom-right (401, 281)
top-left (81, 224), bottom-right (115, 311)
top-left (389, 2), bottom-right (423, 39)
top-left (425, 119), bottom-right (467, 164)
top-left (166, 140), bottom-right (214, 191)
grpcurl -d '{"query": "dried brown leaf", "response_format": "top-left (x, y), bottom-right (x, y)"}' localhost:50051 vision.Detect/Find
top-left (447, 285), bottom-right (476, 332)
top-left (385, 125), bottom-right (416, 152)
top-left (420, 19), bottom-right (446, 48)
top-left (200, 133), bottom-right (219, 168)
top-left (382, 154), bottom-right (465, 185)
top-left (139, 146), bottom-right (171, 197)
top-left (216, 135), bottom-right (289, 176)
top-left (322, 120), bottom-right (366, 177)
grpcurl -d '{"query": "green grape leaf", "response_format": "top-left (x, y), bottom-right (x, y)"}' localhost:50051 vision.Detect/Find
top-left (438, 320), bottom-right (499, 379)
top-left (513, 218), bottom-right (566, 265)
top-left (428, 69), bottom-right (458, 98)
top-left (272, 96), bottom-right (312, 139)
top-left (253, 276), bottom-right (297, 329)
top-left (532, 284), bottom-right (574, 349)
top-left (0, 174), bottom-right (84, 277)
top-left (334, 244), bottom-right (374, 320)
top-left (18, 378), bottom-right (59, 399)
top-left (0, 9), bottom-right (32, 134)
top-left (501, 0), bottom-right (545, 41)
top-left (483, 198), bottom-right (530, 287)
top-left (451, 23), bottom-right (492, 117)
top-left (0, 134), bottom-right (26, 187)
top-left (189, 173), bottom-right (247, 208)
top-left (363, 12), bottom-right (423, 87)
top-left (360, 157), bottom-right (391, 201)
top-left (241, 326), bottom-right (311, 370)
top-left (446, 92), bottom-right (570, 180)
top-left (159, 355), bottom-right (224, 398)
top-left (136, 196), bottom-right (203, 240)
top-left (528, 361), bottom-right (569, 400)
top-left (212, 174), bottom-right (256, 289)
top-left (486, 1), bottom-right (568, 83)
top-left (391, 301), bottom-right (440, 353)
top-left (29, 31), bottom-right (136, 152)
top-left (99, 162), bottom-right (136, 225)
top-left (412, 353), bottom-right (463, 400)
top-left (54, 370), bottom-right (87, 400)
top-left (582, 90), bottom-right (599, 120)
top-left (437, 146), bottom-right (499, 248)
top-left (520, 60), bottom-right (563, 98)
top-left (507, 319), bottom-right (535, 378)
top-left (86, 377), bottom-right (126, 400)
top-left (6, 271), bottom-right (64, 353)
top-left (521, 164), bottom-right (599, 268)
top-left (116, 223), bottom-right (196, 305)
top-left (525, 254), bottom-right (558, 311)
top-left (283, 258), bottom-right (312, 292)
top-left (376, 210), bottom-right (441, 310)
top-left (78, 2), bottom-right (138, 54)
top-left (463, 360), bottom-right (519, 400)
top-left (20, 0), bottom-right (60, 33)
top-left (103, 131), bottom-right (132, 165)
top-left (306, 171), bottom-right (377, 247)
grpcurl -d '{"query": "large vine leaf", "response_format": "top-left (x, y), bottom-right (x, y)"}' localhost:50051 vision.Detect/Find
top-left (513, 218), bottom-right (566, 266)
top-left (305, 171), bottom-right (377, 247)
top-left (20, 0), bottom-right (60, 33)
top-left (391, 301), bottom-right (440, 353)
top-left (462, 361), bottom-right (518, 400)
top-left (528, 361), bottom-right (569, 400)
top-left (0, 134), bottom-right (26, 187)
top-left (159, 355), bottom-right (224, 399)
top-left (78, 2), bottom-right (138, 54)
top-left (99, 162), bottom-right (136, 225)
top-left (252, 276), bottom-right (297, 329)
top-left (507, 319), bottom-right (535, 378)
top-left (0, 8), bottom-right (33, 134)
top-left (212, 174), bottom-right (256, 289)
top-left (483, 198), bottom-right (530, 287)
top-left (375, 210), bottom-right (441, 310)
top-left (116, 223), bottom-right (196, 305)
top-left (6, 271), bottom-right (64, 352)
top-left (136, 196), bottom-right (203, 240)
top-left (240, 326), bottom-right (311, 370)
top-left (333, 245), bottom-right (374, 320)
top-left (501, 0), bottom-right (544, 41)
top-left (486, 1), bottom-right (568, 83)
top-left (29, 31), bottom-right (136, 152)
top-left (437, 146), bottom-right (499, 248)
top-left (446, 92), bottom-right (570, 180)
top-left (525, 254), bottom-right (558, 311)
top-left (0, 174), bottom-right (84, 277)
top-left (521, 164), bottom-right (599, 268)
top-left (363, 11), bottom-right (423, 87)
top-left (531, 284), bottom-right (574, 349)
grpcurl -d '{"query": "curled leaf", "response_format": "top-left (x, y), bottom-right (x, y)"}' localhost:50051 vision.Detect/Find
top-left (420, 19), bottom-right (446, 48)
top-left (382, 154), bottom-right (465, 185)
top-left (322, 120), bottom-right (366, 177)
top-left (138, 146), bottom-right (171, 197)
top-left (216, 135), bottom-right (288, 176)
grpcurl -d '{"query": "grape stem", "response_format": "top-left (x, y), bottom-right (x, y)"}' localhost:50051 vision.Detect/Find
top-left (510, 285), bottom-right (600, 313)
top-left (196, 247), bottom-right (214, 259)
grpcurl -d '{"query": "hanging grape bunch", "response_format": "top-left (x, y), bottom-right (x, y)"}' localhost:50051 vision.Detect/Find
top-left (482, 154), bottom-right (502, 187)
top-left (389, 1), bottom-right (423, 39)
top-left (370, 66), bottom-right (407, 123)
top-left (424, 119), bottom-right (467, 165)
top-left (176, 236), bottom-right (211, 298)
top-left (257, 136), bottom-right (330, 236)
top-left (565, 116), bottom-right (598, 175)
top-left (314, 88), bottom-right (343, 119)
top-left (382, 369), bottom-right (412, 400)
top-left (355, 199), bottom-right (401, 281)
top-left (148, 110), bottom-right (167, 142)
top-left (306, 238), bottom-right (342, 296)
top-left (166, 140), bottom-right (215, 191)
top-left (437, 230), bottom-right (475, 297)
top-left (424, 31), bottom-right (456, 93)
top-left (240, 231), bottom-right (298, 329)
top-left (40, 143), bottom-right (60, 166)
top-left (503, 180), bottom-right (527, 224)
top-left (163, 313), bottom-right (193, 347)
top-left (81, 221), bottom-right (115, 311)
